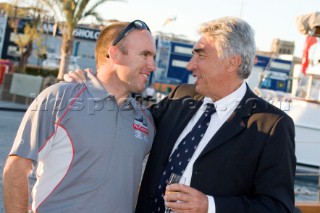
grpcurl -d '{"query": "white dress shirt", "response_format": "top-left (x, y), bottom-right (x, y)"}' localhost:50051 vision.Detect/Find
top-left (171, 82), bottom-right (246, 213)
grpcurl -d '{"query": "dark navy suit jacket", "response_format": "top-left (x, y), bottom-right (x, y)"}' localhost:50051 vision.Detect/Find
top-left (136, 84), bottom-right (296, 213)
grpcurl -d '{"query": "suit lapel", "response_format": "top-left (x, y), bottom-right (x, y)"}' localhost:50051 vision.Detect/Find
top-left (199, 108), bottom-right (247, 157)
top-left (199, 86), bottom-right (257, 157)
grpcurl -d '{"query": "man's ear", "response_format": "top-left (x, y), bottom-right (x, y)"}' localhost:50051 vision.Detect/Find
top-left (228, 55), bottom-right (242, 72)
top-left (108, 46), bottom-right (118, 62)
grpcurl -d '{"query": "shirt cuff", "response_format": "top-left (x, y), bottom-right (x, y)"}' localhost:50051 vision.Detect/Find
top-left (207, 195), bottom-right (216, 213)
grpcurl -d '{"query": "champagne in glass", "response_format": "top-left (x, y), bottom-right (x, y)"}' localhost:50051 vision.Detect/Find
top-left (165, 173), bottom-right (185, 195)
top-left (164, 173), bottom-right (186, 213)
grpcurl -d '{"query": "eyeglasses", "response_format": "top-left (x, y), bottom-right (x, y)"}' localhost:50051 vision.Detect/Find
top-left (112, 20), bottom-right (151, 46)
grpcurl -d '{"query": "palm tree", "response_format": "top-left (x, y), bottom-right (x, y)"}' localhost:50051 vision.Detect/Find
top-left (38, 0), bottom-right (123, 80)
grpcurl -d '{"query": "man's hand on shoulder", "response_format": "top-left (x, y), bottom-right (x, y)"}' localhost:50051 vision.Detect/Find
top-left (63, 68), bottom-right (90, 83)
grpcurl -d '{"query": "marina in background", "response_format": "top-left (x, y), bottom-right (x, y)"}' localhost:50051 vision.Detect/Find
top-left (0, 3), bottom-right (319, 211)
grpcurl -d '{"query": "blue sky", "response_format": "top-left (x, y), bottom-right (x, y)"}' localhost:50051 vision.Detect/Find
top-left (92, 0), bottom-right (320, 57)
top-left (3, 0), bottom-right (320, 57)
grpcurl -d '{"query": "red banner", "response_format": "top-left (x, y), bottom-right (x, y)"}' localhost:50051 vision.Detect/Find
top-left (301, 36), bottom-right (317, 75)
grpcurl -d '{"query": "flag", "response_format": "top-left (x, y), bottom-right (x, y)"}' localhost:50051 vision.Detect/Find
top-left (301, 35), bottom-right (317, 75)
top-left (163, 16), bottom-right (177, 26)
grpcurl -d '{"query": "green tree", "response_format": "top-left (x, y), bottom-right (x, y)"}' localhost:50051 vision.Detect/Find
top-left (38, 0), bottom-right (123, 80)
top-left (0, 1), bottom-right (47, 73)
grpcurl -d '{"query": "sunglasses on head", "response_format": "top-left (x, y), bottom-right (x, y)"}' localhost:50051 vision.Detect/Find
top-left (112, 20), bottom-right (151, 46)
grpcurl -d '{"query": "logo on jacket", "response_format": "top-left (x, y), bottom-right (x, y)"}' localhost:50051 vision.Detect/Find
top-left (133, 116), bottom-right (149, 141)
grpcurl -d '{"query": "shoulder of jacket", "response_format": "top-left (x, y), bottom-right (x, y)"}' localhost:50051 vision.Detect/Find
top-left (169, 84), bottom-right (203, 100)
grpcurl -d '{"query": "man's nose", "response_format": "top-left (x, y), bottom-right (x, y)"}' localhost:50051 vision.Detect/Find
top-left (186, 58), bottom-right (195, 71)
top-left (148, 58), bottom-right (156, 72)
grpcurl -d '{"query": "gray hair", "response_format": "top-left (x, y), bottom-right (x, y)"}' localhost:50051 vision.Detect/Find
top-left (199, 17), bottom-right (256, 79)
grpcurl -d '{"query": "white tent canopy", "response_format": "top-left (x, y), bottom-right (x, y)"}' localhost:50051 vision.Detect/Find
top-left (296, 12), bottom-right (320, 35)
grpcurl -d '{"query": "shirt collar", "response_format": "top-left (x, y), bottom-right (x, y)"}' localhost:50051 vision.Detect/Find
top-left (85, 71), bottom-right (112, 100)
top-left (202, 81), bottom-right (247, 119)
top-left (85, 71), bottom-right (138, 110)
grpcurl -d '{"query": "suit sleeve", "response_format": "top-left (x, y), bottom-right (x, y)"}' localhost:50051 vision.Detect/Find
top-left (148, 84), bottom-right (182, 125)
top-left (214, 115), bottom-right (296, 213)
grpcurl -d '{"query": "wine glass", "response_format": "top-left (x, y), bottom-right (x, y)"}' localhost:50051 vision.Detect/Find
top-left (164, 173), bottom-right (186, 213)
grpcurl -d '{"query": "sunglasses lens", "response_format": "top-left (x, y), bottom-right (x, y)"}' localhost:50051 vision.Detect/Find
top-left (112, 20), bottom-right (150, 46)
top-left (134, 21), bottom-right (143, 29)
top-left (133, 21), bottom-right (148, 30)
